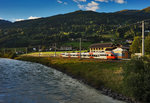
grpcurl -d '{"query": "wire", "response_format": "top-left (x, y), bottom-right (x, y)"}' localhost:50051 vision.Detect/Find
top-left (114, 18), bottom-right (150, 30)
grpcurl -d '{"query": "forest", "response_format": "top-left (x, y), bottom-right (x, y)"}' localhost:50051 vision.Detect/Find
top-left (0, 7), bottom-right (150, 49)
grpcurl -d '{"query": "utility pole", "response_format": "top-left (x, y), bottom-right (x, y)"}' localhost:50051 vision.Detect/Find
top-left (142, 21), bottom-right (145, 56)
top-left (79, 38), bottom-right (81, 59)
top-left (14, 48), bottom-right (16, 53)
top-left (55, 43), bottom-right (56, 57)
top-left (26, 47), bottom-right (28, 54)
top-left (39, 45), bottom-right (40, 57)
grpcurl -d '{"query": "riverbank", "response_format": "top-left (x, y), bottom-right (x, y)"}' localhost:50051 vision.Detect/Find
top-left (15, 56), bottom-right (137, 103)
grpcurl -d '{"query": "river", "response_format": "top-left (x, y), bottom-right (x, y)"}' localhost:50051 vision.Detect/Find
top-left (0, 58), bottom-right (125, 103)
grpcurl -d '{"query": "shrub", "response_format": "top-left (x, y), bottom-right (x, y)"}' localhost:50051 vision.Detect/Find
top-left (9, 53), bottom-right (17, 59)
top-left (0, 52), bottom-right (17, 59)
top-left (123, 57), bottom-right (150, 102)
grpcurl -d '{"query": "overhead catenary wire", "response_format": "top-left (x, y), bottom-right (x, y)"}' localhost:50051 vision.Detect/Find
top-left (116, 18), bottom-right (150, 29)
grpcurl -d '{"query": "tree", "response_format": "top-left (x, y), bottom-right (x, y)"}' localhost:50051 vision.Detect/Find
top-left (124, 28), bottom-right (135, 39)
top-left (145, 35), bottom-right (150, 54)
top-left (123, 57), bottom-right (150, 102)
top-left (130, 36), bottom-right (141, 54)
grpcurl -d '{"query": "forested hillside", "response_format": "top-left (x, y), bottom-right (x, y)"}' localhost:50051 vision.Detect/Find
top-left (0, 20), bottom-right (12, 28)
top-left (0, 7), bottom-right (150, 48)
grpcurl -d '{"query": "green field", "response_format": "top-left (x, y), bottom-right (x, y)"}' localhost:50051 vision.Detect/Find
top-left (25, 50), bottom-right (88, 57)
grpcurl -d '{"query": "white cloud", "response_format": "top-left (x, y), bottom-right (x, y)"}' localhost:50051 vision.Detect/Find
top-left (114, 0), bottom-right (126, 4)
top-left (13, 16), bottom-right (40, 22)
top-left (0, 17), bottom-right (3, 20)
top-left (95, 0), bottom-right (108, 2)
top-left (76, 1), bottom-right (99, 11)
top-left (74, 0), bottom-right (126, 11)
top-left (28, 16), bottom-right (40, 20)
top-left (64, 2), bottom-right (68, 5)
top-left (57, 0), bottom-right (68, 5)
top-left (79, 0), bottom-right (86, 1)
top-left (57, 0), bottom-right (63, 3)
top-left (73, 0), bottom-right (86, 3)
top-left (85, 1), bottom-right (99, 11)
top-left (78, 4), bottom-right (85, 9)
top-left (111, 0), bottom-right (126, 4)
top-left (15, 19), bottom-right (24, 22)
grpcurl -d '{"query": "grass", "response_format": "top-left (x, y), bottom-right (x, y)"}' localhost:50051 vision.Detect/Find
top-left (16, 56), bottom-right (125, 95)
top-left (25, 51), bottom-right (88, 56)
top-left (102, 34), bottom-right (115, 38)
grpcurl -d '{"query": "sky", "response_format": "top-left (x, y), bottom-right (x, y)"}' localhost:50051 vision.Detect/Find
top-left (0, 0), bottom-right (150, 22)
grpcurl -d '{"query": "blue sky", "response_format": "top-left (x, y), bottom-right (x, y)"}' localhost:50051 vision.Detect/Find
top-left (0, 0), bottom-right (150, 22)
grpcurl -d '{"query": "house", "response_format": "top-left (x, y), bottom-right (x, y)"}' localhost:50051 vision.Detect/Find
top-left (126, 39), bottom-right (133, 44)
top-left (112, 47), bottom-right (129, 59)
top-left (89, 43), bottom-right (115, 52)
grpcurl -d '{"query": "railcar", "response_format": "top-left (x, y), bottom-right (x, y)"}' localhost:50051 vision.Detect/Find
top-left (60, 51), bottom-right (117, 60)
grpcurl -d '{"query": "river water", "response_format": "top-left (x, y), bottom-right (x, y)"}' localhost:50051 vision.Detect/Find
top-left (0, 58), bottom-right (125, 103)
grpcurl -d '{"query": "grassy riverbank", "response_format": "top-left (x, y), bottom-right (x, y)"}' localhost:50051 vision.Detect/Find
top-left (16, 56), bottom-right (129, 100)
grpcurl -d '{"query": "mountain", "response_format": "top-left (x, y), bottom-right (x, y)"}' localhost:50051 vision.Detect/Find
top-left (116, 6), bottom-right (150, 15)
top-left (0, 7), bottom-right (150, 48)
top-left (0, 20), bottom-right (12, 28)
top-left (115, 10), bottom-right (139, 15)
top-left (141, 7), bottom-right (150, 13)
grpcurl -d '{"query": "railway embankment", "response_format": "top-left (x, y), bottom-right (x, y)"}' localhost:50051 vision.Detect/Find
top-left (16, 56), bottom-right (148, 103)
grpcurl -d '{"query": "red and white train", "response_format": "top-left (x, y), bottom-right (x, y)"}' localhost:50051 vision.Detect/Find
top-left (60, 51), bottom-right (117, 60)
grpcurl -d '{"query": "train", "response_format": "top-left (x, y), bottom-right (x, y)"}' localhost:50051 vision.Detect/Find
top-left (60, 51), bottom-right (117, 60)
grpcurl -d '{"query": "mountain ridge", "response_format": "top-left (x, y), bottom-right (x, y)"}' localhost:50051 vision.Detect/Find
top-left (1, 6), bottom-right (150, 23)
top-left (0, 6), bottom-right (150, 48)
top-left (141, 6), bottom-right (150, 12)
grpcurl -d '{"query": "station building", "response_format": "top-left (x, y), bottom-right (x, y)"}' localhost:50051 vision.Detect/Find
top-left (89, 43), bottom-right (115, 52)
top-left (89, 43), bottom-right (129, 59)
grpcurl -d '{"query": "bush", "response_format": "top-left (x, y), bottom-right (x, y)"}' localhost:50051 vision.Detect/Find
top-left (0, 52), bottom-right (17, 59)
top-left (123, 57), bottom-right (150, 102)
top-left (9, 53), bottom-right (17, 59)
